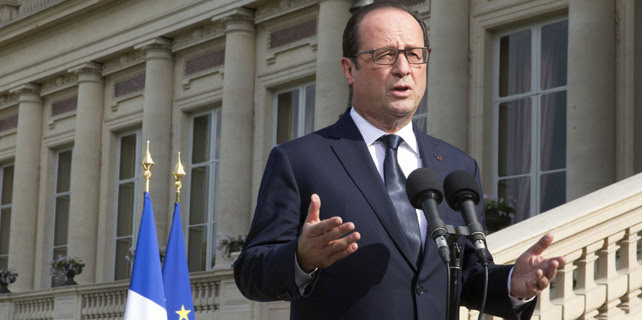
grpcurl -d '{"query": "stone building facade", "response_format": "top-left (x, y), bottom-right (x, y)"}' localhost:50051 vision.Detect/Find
top-left (0, 0), bottom-right (641, 319)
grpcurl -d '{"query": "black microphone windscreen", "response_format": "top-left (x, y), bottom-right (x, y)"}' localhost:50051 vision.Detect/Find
top-left (406, 168), bottom-right (443, 208)
top-left (443, 170), bottom-right (481, 209)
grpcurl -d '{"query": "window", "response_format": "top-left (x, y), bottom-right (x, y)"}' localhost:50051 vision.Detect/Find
top-left (274, 83), bottom-right (315, 145)
top-left (492, 19), bottom-right (568, 222)
top-left (0, 164), bottom-right (14, 270)
top-left (187, 110), bottom-right (221, 271)
top-left (52, 149), bottom-right (72, 286)
top-left (114, 131), bottom-right (141, 280)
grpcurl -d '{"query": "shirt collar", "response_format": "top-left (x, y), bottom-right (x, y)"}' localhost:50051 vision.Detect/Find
top-left (349, 107), bottom-right (419, 154)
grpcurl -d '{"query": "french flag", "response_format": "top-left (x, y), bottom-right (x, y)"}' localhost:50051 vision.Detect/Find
top-left (123, 192), bottom-right (168, 320)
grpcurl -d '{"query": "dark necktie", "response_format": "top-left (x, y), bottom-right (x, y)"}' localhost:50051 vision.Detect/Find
top-left (379, 134), bottom-right (422, 264)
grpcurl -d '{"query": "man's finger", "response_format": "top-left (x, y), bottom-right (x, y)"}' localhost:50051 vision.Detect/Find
top-left (306, 216), bottom-right (343, 237)
top-left (528, 232), bottom-right (554, 256)
top-left (305, 194), bottom-right (322, 224)
top-left (318, 222), bottom-right (355, 244)
top-left (327, 237), bottom-right (360, 262)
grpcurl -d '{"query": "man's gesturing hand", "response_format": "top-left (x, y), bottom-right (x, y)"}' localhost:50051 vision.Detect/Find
top-left (296, 194), bottom-right (361, 273)
top-left (510, 232), bottom-right (566, 299)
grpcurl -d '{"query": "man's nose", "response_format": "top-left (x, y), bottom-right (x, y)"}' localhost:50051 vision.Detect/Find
top-left (391, 52), bottom-right (411, 77)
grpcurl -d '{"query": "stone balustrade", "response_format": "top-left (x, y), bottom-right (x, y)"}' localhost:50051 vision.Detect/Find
top-left (461, 172), bottom-right (642, 320)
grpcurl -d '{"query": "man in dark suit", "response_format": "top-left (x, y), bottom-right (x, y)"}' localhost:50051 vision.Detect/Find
top-left (234, 2), bottom-right (565, 319)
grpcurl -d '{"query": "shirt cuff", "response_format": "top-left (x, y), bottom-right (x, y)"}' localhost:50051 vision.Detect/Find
top-left (507, 267), bottom-right (536, 306)
top-left (294, 254), bottom-right (318, 295)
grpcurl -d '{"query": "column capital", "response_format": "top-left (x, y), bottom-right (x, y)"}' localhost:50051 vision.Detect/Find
top-left (9, 83), bottom-right (41, 96)
top-left (217, 8), bottom-right (255, 33)
top-left (68, 62), bottom-right (102, 75)
top-left (134, 37), bottom-right (173, 51)
top-left (0, 0), bottom-right (19, 24)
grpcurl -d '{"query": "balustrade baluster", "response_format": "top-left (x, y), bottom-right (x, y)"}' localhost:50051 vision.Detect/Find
top-left (596, 231), bottom-right (627, 319)
top-left (576, 240), bottom-right (606, 319)
top-left (619, 223), bottom-right (642, 315)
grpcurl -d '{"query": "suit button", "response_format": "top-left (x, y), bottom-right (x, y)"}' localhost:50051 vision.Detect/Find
top-left (416, 285), bottom-right (425, 295)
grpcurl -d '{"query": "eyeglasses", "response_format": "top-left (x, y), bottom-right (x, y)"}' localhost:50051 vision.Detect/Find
top-left (353, 47), bottom-right (431, 65)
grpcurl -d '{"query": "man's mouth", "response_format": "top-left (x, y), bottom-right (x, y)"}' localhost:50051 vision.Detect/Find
top-left (391, 85), bottom-right (412, 97)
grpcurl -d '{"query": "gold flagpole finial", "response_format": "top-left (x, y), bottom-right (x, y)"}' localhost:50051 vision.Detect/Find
top-left (141, 140), bottom-right (154, 193)
top-left (172, 151), bottom-right (186, 203)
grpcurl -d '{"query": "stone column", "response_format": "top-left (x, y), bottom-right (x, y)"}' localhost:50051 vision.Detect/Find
top-left (567, 0), bottom-right (616, 200)
top-left (8, 83), bottom-right (43, 290)
top-left (314, 0), bottom-right (352, 128)
top-left (66, 62), bottom-right (104, 284)
top-left (216, 8), bottom-right (255, 260)
top-left (135, 38), bottom-right (174, 243)
top-left (426, 0), bottom-right (470, 151)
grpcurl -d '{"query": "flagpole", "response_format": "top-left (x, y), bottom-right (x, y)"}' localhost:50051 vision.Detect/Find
top-left (173, 152), bottom-right (185, 203)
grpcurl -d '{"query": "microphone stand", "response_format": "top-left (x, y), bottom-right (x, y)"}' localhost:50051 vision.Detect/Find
top-left (443, 225), bottom-right (471, 320)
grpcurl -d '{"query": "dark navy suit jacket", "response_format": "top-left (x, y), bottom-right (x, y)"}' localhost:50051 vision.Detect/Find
top-left (234, 110), bottom-right (535, 320)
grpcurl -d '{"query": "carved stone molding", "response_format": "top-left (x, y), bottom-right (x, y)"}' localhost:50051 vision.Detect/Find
top-left (111, 71), bottom-right (145, 112)
top-left (48, 93), bottom-right (78, 129)
top-left (0, 0), bottom-right (19, 25)
top-left (0, 92), bottom-right (18, 110)
top-left (220, 8), bottom-right (256, 33)
top-left (102, 50), bottom-right (146, 76)
top-left (68, 61), bottom-right (102, 75)
top-left (41, 74), bottom-right (78, 96)
top-left (173, 23), bottom-right (225, 52)
top-left (255, 0), bottom-right (316, 24)
top-left (9, 83), bottom-right (42, 103)
top-left (266, 13), bottom-right (318, 65)
top-left (182, 44), bottom-right (225, 90)
top-left (134, 37), bottom-right (173, 51)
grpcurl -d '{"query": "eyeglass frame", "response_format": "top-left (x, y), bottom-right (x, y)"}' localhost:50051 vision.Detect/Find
top-left (352, 47), bottom-right (431, 65)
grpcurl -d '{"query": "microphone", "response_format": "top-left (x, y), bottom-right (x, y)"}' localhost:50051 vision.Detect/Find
top-left (406, 168), bottom-right (450, 264)
top-left (443, 170), bottom-right (489, 266)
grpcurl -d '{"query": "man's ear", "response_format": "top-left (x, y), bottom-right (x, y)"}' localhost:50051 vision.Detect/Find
top-left (340, 57), bottom-right (355, 87)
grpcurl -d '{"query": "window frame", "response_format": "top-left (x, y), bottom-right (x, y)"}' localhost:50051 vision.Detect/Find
top-left (491, 16), bottom-right (568, 218)
top-left (0, 163), bottom-right (13, 269)
top-left (185, 108), bottom-right (221, 272)
top-left (112, 130), bottom-right (141, 280)
top-left (272, 82), bottom-right (316, 146)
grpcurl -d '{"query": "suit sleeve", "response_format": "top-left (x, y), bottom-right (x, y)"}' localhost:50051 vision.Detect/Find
top-left (233, 146), bottom-right (313, 302)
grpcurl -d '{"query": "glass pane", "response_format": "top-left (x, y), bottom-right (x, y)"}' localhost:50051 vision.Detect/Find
top-left (56, 150), bottom-right (72, 193)
top-left (0, 208), bottom-right (10, 255)
top-left (540, 171), bottom-right (566, 212)
top-left (276, 91), bottom-right (293, 145)
top-left (498, 99), bottom-right (532, 176)
top-left (117, 182), bottom-right (135, 237)
top-left (541, 91), bottom-right (567, 171)
top-left (115, 238), bottom-right (132, 280)
top-left (499, 29), bottom-right (531, 97)
top-left (498, 176), bottom-right (531, 222)
top-left (0, 257), bottom-right (6, 269)
top-left (189, 166), bottom-right (209, 225)
top-left (2, 166), bottom-right (13, 205)
top-left (290, 90), bottom-right (300, 138)
top-left (192, 114), bottom-right (211, 164)
top-left (304, 85), bottom-right (315, 135)
top-left (214, 109), bottom-right (222, 160)
top-left (54, 196), bottom-right (70, 246)
top-left (413, 117), bottom-right (427, 133)
top-left (541, 20), bottom-right (568, 89)
top-left (119, 134), bottom-right (137, 180)
top-left (188, 226), bottom-right (207, 272)
top-left (52, 247), bottom-right (67, 261)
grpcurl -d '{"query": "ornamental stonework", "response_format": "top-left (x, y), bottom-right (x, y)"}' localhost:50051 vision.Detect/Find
top-left (41, 74), bottom-right (78, 96)
top-left (255, 0), bottom-right (315, 23)
top-left (114, 73), bottom-right (145, 98)
top-left (0, 114), bottom-right (18, 133)
top-left (184, 46), bottom-right (225, 77)
top-left (266, 14), bottom-right (317, 65)
top-left (0, 93), bottom-right (18, 110)
top-left (102, 51), bottom-right (146, 76)
top-left (51, 95), bottom-right (78, 117)
top-left (173, 23), bottom-right (225, 52)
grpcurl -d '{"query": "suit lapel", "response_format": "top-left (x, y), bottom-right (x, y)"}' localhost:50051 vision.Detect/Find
top-left (325, 112), bottom-right (418, 271)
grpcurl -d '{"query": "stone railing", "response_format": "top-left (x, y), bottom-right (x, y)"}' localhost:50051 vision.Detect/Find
top-left (462, 172), bottom-right (642, 320)
top-left (0, 267), bottom-right (247, 320)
